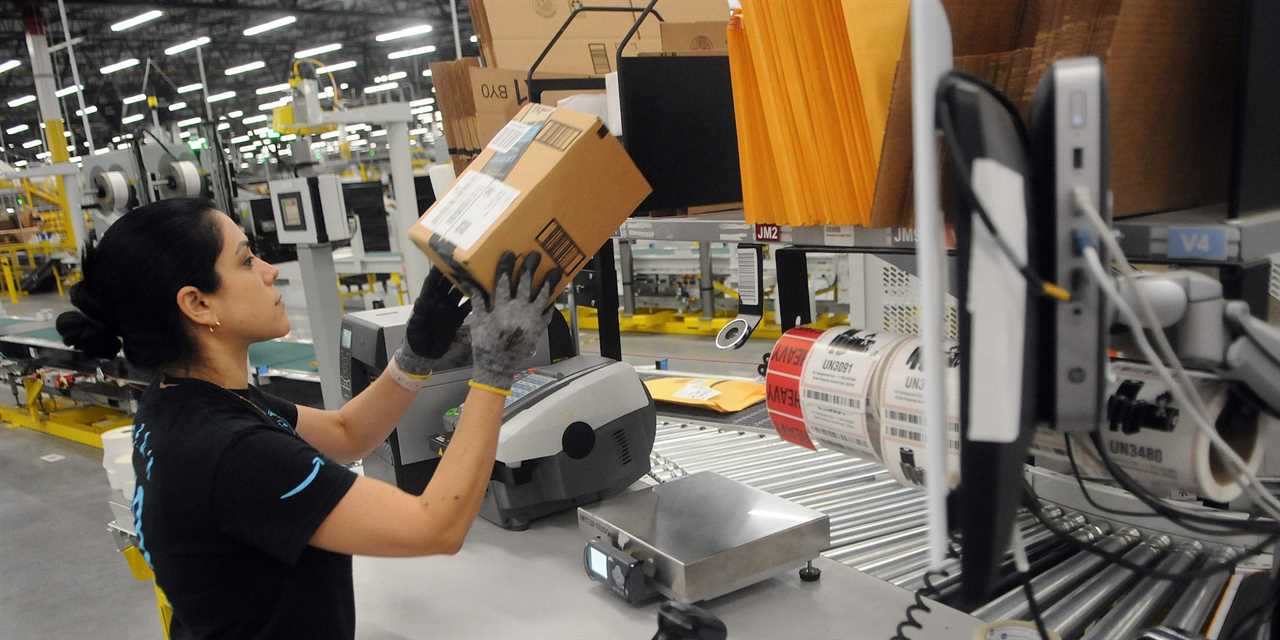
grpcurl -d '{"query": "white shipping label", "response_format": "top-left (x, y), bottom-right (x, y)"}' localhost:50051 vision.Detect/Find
top-left (487, 121), bottom-right (534, 154)
top-left (798, 328), bottom-right (907, 459)
top-left (672, 381), bottom-right (722, 402)
top-left (420, 172), bottom-right (520, 251)
top-left (736, 246), bottom-right (760, 307)
top-left (879, 338), bottom-right (961, 488)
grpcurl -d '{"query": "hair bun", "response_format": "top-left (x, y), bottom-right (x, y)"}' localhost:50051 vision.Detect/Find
top-left (56, 310), bottom-right (122, 359)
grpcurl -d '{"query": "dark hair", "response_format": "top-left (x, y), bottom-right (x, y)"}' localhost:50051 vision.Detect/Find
top-left (57, 198), bottom-right (225, 369)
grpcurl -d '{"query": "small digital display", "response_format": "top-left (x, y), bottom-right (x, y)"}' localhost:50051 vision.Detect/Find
top-left (278, 193), bottom-right (306, 231)
top-left (341, 328), bottom-right (352, 350)
top-left (588, 547), bottom-right (609, 579)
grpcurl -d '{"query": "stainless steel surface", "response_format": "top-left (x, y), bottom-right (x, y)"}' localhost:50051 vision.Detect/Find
top-left (830, 513), bottom-right (930, 547)
top-left (1088, 542), bottom-right (1203, 640)
top-left (1042, 535), bottom-right (1171, 640)
top-left (824, 526), bottom-right (930, 562)
top-left (577, 471), bottom-right (830, 603)
top-left (794, 481), bottom-right (906, 508)
top-left (1162, 547), bottom-right (1240, 634)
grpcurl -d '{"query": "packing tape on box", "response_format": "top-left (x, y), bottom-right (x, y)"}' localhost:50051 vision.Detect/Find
top-left (1029, 361), bottom-right (1269, 503)
top-left (764, 326), bottom-right (958, 490)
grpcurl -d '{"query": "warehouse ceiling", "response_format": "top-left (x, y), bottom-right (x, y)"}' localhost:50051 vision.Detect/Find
top-left (0, 0), bottom-right (477, 162)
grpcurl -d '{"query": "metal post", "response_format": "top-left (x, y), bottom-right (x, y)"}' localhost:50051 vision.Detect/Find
top-left (595, 238), bottom-right (622, 360)
top-left (386, 122), bottom-right (429, 298)
top-left (297, 244), bottom-right (343, 409)
top-left (620, 238), bottom-right (635, 316)
top-left (699, 241), bottom-right (714, 320)
top-left (450, 0), bottom-right (463, 59)
top-left (55, 0), bottom-right (93, 153)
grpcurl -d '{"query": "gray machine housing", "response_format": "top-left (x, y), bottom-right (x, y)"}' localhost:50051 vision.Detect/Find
top-left (339, 306), bottom-right (551, 493)
top-left (449, 355), bottom-right (657, 531)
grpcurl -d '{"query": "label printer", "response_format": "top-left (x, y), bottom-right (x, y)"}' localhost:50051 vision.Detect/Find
top-left (339, 306), bottom-right (656, 530)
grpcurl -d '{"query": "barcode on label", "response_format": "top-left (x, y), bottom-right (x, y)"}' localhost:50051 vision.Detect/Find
top-left (588, 42), bottom-right (611, 74)
top-left (886, 409), bottom-right (922, 425)
top-left (736, 247), bottom-right (759, 307)
top-left (804, 388), bottom-right (860, 409)
top-left (537, 219), bottom-right (587, 273)
top-left (487, 121), bottom-right (532, 154)
top-left (535, 119), bottom-right (583, 151)
top-left (888, 426), bottom-right (923, 442)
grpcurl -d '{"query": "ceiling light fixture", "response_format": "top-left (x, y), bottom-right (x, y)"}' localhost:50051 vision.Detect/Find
top-left (122, 93), bottom-right (146, 105)
top-left (168, 101), bottom-right (187, 111)
top-left (362, 82), bottom-right (399, 94)
top-left (111, 9), bottom-right (164, 32)
top-left (55, 84), bottom-right (83, 98)
top-left (244, 15), bottom-right (296, 36)
top-left (5, 124), bottom-right (28, 135)
top-left (177, 117), bottom-right (202, 128)
top-left (164, 37), bottom-right (210, 56)
top-left (75, 105), bottom-right (98, 116)
top-left (100, 58), bottom-right (140, 74)
top-left (376, 24), bottom-right (433, 42)
top-left (224, 61), bottom-right (266, 76)
top-left (255, 83), bottom-right (290, 96)
top-left (294, 43), bottom-right (342, 59)
top-left (0, 60), bottom-right (20, 75)
top-left (387, 45), bottom-right (436, 60)
top-left (177, 82), bottom-right (203, 94)
top-left (121, 113), bottom-right (145, 124)
top-left (315, 60), bottom-right (357, 74)
top-left (207, 90), bottom-right (236, 103)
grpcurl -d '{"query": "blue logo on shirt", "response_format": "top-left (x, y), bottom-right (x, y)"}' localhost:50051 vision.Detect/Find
top-left (132, 422), bottom-right (155, 566)
top-left (279, 457), bottom-right (324, 500)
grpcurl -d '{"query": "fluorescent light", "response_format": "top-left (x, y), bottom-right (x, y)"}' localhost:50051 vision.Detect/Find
top-left (244, 15), bottom-right (296, 36)
top-left (242, 114), bottom-right (269, 125)
top-left (376, 24), bottom-right (433, 42)
top-left (295, 43), bottom-right (342, 59)
top-left (320, 130), bottom-right (340, 140)
top-left (280, 134), bottom-right (297, 142)
top-left (350, 139), bottom-right (367, 147)
top-left (111, 9), bottom-right (163, 32)
top-left (226, 110), bottom-right (244, 119)
top-left (7, 94), bottom-right (35, 107)
top-left (112, 136), bottom-right (121, 142)
top-left (388, 45), bottom-right (436, 60)
top-left (230, 135), bottom-right (250, 144)
top-left (22, 139), bottom-right (41, 149)
top-left (410, 105), bottom-right (433, 115)
top-left (315, 60), bottom-right (356, 74)
top-left (370, 129), bottom-right (387, 137)
top-left (374, 71), bottom-right (408, 83)
top-left (93, 148), bottom-right (110, 156)
top-left (55, 84), bottom-right (83, 98)
top-left (168, 101), bottom-right (187, 111)
top-left (5, 124), bottom-right (28, 135)
top-left (69, 156), bottom-right (81, 163)
top-left (422, 69), bottom-right (432, 77)
top-left (224, 61), bottom-right (266, 76)
top-left (363, 82), bottom-right (399, 94)
top-left (409, 97), bottom-right (435, 107)
top-left (258, 97), bottom-right (289, 111)
top-left (409, 127), bottom-right (430, 136)
top-left (164, 36), bottom-right (210, 56)
top-left (239, 145), bottom-right (257, 152)
top-left (100, 58), bottom-right (140, 74)
top-left (346, 134), bottom-right (361, 142)
top-left (470, 35), bottom-right (478, 43)
top-left (0, 60), bottom-right (20, 74)
top-left (256, 83), bottom-right (290, 96)
top-left (122, 93), bottom-right (146, 105)
top-left (125, 134), bottom-right (134, 139)
top-left (179, 131), bottom-right (191, 139)
top-left (116, 144), bottom-right (131, 150)
top-left (75, 105), bottom-right (98, 116)
top-left (216, 122), bottom-right (230, 131)
top-left (177, 117), bottom-right (201, 127)
top-left (177, 82), bottom-right (202, 94)
top-left (240, 162), bottom-right (248, 169)
top-left (12, 160), bottom-right (27, 167)
top-left (121, 113), bottom-right (144, 124)
top-left (63, 131), bottom-right (71, 137)
top-left (252, 127), bottom-right (271, 137)
top-left (207, 90), bottom-right (236, 103)
top-left (35, 151), bottom-right (50, 160)
top-left (340, 82), bottom-right (349, 89)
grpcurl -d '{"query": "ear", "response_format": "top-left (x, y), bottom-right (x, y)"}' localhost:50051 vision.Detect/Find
top-left (175, 284), bottom-right (217, 329)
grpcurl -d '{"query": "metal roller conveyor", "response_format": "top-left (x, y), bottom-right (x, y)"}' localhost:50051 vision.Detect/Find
top-left (1086, 541), bottom-right (1203, 640)
top-left (646, 420), bottom-right (1247, 636)
top-left (1041, 535), bottom-right (1172, 640)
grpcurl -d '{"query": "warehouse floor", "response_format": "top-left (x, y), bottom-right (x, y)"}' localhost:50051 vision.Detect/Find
top-left (0, 291), bottom-right (767, 638)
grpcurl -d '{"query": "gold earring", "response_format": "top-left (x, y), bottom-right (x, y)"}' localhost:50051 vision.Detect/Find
top-left (209, 320), bottom-right (221, 334)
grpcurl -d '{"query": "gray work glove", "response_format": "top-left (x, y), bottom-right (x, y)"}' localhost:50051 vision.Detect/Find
top-left (457, 251), bottom-right (562, 393)
top-left (388, 269), bottom-right (473, 390)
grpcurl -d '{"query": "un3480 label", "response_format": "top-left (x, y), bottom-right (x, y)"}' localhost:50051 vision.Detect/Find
top-left (1109, 440), bottom-right (1163, 463)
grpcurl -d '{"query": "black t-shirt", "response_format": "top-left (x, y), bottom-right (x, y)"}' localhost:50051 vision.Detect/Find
top-left (130, 377), bottom-right (357, 640)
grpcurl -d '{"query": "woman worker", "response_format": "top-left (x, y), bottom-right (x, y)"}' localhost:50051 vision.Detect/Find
top-left (57, 198), bottom-right (560, 639)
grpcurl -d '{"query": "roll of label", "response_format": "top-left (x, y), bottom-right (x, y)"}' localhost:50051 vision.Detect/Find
top-left (798, 328), bottom-right (909, 458)
top-left (1029, 361), bottom-right (1268, 503)
top-left (765, 326), bottom-right (823, 449)
top-left (876, 337), bottom-right (961, 488)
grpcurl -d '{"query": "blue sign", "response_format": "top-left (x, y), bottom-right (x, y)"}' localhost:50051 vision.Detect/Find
top-left (1167, 227), bottom-right (1229, 261)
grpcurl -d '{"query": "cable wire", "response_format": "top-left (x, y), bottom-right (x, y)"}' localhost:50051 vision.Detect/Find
top-left (1011, 525), bottom-right (1051, 640)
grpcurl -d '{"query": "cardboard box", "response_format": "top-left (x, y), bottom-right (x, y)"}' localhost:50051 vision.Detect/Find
top-left (491, 37), bottom-right (654, 77)
top-left (411, 104), bottom-right (652, 295)
top-left (660, 21), bottom-right (729, 54)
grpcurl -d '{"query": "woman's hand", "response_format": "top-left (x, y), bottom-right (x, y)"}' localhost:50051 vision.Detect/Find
top-left (459, 251), bottom-right (561, 394)
top-left (389, 268), bottom-right (472, 387)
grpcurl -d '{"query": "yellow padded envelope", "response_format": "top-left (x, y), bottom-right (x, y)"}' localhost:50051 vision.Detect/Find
top-left (644, 377), bottom-right (767, 414)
